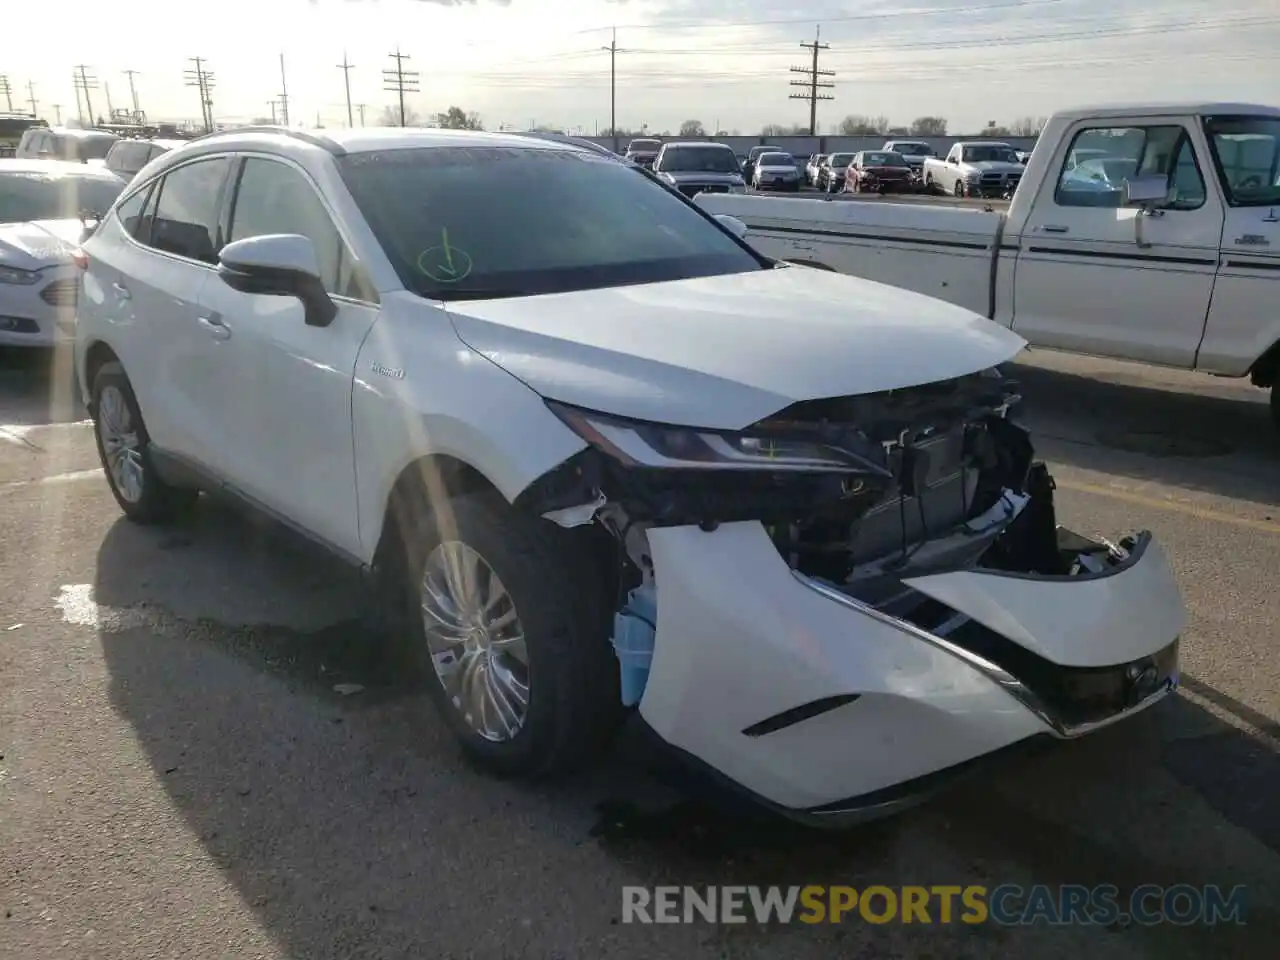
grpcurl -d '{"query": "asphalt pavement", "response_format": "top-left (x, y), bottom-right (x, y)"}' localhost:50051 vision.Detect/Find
top-left (1, 344), bottom-right (1277, 960)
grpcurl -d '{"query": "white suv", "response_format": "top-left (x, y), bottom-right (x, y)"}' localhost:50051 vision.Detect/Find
top-left (74, 126), bottom-right (1184, 823)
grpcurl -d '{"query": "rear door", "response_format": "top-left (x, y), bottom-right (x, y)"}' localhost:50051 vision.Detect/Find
top-left (196, 154), bottom-right (380, 557)
top-left (1011, 117), bottom-right (1224, 367)
top-left (104, 155), bottom-right (236, 466)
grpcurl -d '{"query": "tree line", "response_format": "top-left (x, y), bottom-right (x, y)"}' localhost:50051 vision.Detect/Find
top-left (604, 115), bottom-right (1050, 139)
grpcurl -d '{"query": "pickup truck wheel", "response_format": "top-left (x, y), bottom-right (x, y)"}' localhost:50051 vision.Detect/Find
top-left (90, 361), bottom-right (198, 525)
top-left (953, 180), bottom-right (966, 198)
top-left (1271, 385), bottom-right (1280, 432)
top-left (390, 491), bottom-right (623, 779)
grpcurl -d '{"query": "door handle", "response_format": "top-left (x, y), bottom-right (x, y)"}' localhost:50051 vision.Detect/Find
top-left (197, 314), bottom-right (231, 340)
top-left (1042, 224), bottom-right (1069, 234)
top-left (111, 281), bottom-right (131, 301)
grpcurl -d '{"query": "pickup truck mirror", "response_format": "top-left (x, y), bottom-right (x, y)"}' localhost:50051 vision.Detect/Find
top-left (1122, 174), bottom-right (1170, 207)
top-left (713, 214), bottom-right (748, 239)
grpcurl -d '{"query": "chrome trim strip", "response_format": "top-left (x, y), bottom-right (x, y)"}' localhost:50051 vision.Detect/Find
top-left (793, 570), bottom-right (1176, 739)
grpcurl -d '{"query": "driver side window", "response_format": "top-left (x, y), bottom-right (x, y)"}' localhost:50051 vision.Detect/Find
top-left (1054, 124), bottom-right (1206, 210)
top-left (226, 158), bottom-right (376, 302)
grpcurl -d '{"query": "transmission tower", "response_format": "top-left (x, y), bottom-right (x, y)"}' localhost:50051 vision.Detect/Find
top-left (789, 26), bottom-right (834, 136)
top-left (382, 48), bottom-right (419, 127)
top-left (72, 65), bottom-right (99, 123)
top-left (183, 58), bottom-right (216, 133)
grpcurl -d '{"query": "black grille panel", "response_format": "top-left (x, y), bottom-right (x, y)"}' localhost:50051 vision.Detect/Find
top-left (39, 279), bottom-right (78, 307)
top-left (678, 184), bottom-right (729, 198)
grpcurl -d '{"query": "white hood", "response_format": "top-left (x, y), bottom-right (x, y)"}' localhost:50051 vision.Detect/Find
top-left (445, 267), bottom-right (1026, 430)
top-left (0, 218), bottom-right (84, 270)
top-left (964, 160), bottom-right (1024, 174)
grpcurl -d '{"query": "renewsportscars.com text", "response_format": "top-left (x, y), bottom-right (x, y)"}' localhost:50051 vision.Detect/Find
top-left (621, 884), bottom-right (1247, 926)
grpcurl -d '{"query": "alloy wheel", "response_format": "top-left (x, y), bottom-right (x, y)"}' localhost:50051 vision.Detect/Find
top-left (97, 385), bottom-right (144, 504)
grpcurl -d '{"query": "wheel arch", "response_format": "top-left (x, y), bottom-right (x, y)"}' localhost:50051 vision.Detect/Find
top-left (82, 339), bottom-right (121, 403)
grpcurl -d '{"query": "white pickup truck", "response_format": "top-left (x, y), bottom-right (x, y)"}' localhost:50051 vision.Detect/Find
top-left (922, 140), bottom-right (1024, 198)
top-left (697, 102), bottom-right (1280, 427)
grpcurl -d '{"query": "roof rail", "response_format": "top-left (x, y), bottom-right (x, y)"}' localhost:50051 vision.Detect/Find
top-left (187, 125), bottom-right (346, 155)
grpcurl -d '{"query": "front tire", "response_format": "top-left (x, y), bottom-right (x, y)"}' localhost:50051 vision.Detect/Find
top-left (389, 490), bottom-right (624, 779)
top-left (90, 361), bottom-right (198, 524)
top-left (954, 179), bottom-right (966, 198)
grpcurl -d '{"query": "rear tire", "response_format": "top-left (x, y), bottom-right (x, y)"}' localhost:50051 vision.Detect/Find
top-left (388, 489), bottom-right (625, 779)
top-left (90, 361), bottom-right (198, 525)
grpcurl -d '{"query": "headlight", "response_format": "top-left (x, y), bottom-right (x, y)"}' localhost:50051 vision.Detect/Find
top-left (0, 264), bottom-right (41, 285)
top-left (546, 401), bottom-right (888, 475)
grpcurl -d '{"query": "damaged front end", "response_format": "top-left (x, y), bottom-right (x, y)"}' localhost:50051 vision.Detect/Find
top-left (517, 369), bottom-right (1186, 820)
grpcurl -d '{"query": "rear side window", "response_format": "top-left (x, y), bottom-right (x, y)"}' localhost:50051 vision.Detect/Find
top-left (146, 157), bottom-right (232, 263)
top-left (113, 183), bottom-right (154, 239)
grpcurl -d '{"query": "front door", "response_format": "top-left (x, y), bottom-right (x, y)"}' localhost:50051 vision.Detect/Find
top-left (1011, 118), bottom-right (1224, 368)
top-left (198, 155), bottom-right (380, 559)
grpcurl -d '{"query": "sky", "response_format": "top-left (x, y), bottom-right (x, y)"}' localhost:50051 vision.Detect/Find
top-left (2, 0), bottom-right (1277, 135)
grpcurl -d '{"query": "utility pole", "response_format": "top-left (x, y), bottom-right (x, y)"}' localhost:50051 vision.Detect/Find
top-left (337, 51), bottom-right (355, 127)
top-left (600, 28), bottom-right (629, 152)
top-left (278, 53), bottom-right (290, 127)
top-left (789, 26), bottom-right (834, 137)
top-left (267, 99), bottom-right (278, 124)
top-left (356, 103), bottom-right (367, 127)
top-left (183, 58), bottom-right (215, 133)
top-left (51, 103), bottom-right (62, 124)
top-left (73, 66), bottom-right (99, 125)
top-left (382, 48), bottom-right (419, 127)
top-left (0, 76), bottom-right (12, 112)
top-left (104, 80), bottom-right (114, 120)
top-left (123, 69), bottom-right (141, 113)
top-left (27, 80), bottom-right (37, 118)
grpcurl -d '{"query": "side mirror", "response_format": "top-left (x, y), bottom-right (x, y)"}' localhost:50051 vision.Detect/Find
top-left (714, 214), bottom-right (748, 239)
top-left (1122, 174), bottom-right (1169, 207)
top-left (217, 234), bottom-right (338, 328)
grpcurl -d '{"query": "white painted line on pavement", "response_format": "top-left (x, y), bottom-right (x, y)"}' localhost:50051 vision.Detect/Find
top-left (2, 468), bottom-right (103, 488)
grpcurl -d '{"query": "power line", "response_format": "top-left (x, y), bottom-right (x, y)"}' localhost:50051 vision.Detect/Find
top-left (789, 26), bottom-right (833, 136)
top-left (72, 66), bottom-right (99, 124)
top-left (278, 53), bottom-right (290, 127)
top-left (123, 69), bottom-right (141, 113)
top-left (382, 47), bottom-right (420, 126)
top-left (600, 27), bottom-right (631, 150)
top-left (183, 58), bottom-right (215, 133)
top-left (337, 51), bottom-right (355, 127)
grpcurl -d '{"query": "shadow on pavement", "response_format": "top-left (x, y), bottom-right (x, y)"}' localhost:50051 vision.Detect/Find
top-left (0, 345), bottom-right (83, 425)
top-left (92, 503), bottom-right (1280, 959)
top-left (1008, 360), bottom-right (1278, 509)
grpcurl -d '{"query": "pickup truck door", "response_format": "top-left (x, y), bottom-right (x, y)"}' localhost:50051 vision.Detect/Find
top-left (197, 155), bottom-right (380, 561)
top-left (1011, 120), bottom-right (1223, 368)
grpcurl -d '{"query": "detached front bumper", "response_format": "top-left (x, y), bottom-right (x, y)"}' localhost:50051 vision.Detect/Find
top-left (638, 518), bottom-right (1184, 824)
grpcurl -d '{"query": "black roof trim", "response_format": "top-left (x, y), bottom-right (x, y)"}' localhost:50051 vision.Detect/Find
top-left (187, 125), bottom-right (347, 156)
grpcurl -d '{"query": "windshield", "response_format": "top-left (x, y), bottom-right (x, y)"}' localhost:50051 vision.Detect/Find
top-left (336, 146), bottom-right (765, 301)
top-left (863, 152), bottom-right (906, 166)
top-left (626, 139), bottom-right (660, 154)
top-left (829, 154), bottom-right (855, 167)
top-left (758, 153), bottom-right (793, 166)
top-left (1203, 116), bottom-right (1280, 207)
top-left (0, 171), bottom-right (124, 223)
top-left (657, 146), bottom-right (740, 174)
top-left (893, 143), bottom-right (933, 156)
top-left (962, 145), bottom-right (1018, 163)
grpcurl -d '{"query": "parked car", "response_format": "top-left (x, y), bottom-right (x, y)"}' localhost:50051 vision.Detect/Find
top-left (16, 126), bottom-right (119, 166)
top-left (696, 101), bottom-right (1280, 427)
top-left (623, 138), bottom-right (661, 168)
top-left (0, 158), bottom-right (125, 347)
top-left (73, 125), bottom-right (1186, 824)
top-left (819, 152), bottom-right (857, 192)
top-left (843, 151), bottom-right (916, 194)
top-left (750, 151), bottom-right (801, 191)
top-left (741, 145), bottom-right (773, 183)
top-left (881, 140), bottom-right (937, 175)
top-left (651, 141), bottom-right (746, 198)
top-left (103, 137), bottom-right (186, 182)
top-left (805, 153), bottom-right (826, 185)
top-left (922, 141), bottom-right (1024, 198)
top-left (0, 113), bottom-right (46, 158)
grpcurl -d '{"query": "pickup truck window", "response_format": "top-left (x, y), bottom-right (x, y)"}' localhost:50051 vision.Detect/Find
top-left (1203, 116), bottom-right (1280, 207)
top-left (961, 145), bottom-right (1018, 163)
top-left (1054, 125), bottom-right (1205, 211)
